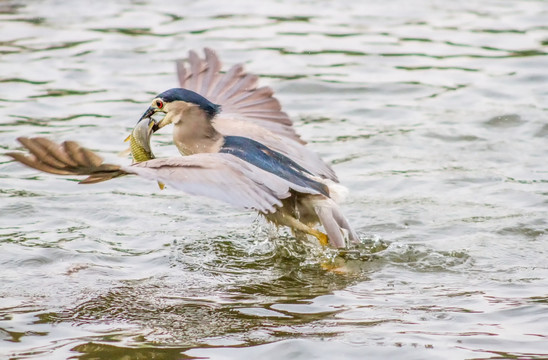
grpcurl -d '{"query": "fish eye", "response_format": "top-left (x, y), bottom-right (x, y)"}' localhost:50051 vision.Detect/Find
top-left (155, 100), bottom-right (163, 109)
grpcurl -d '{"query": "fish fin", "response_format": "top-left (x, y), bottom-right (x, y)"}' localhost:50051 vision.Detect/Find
top-left (117, 147), bottom-right (131, 157)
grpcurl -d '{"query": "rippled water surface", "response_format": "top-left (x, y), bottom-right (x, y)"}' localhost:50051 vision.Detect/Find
top-left (1, 0), bottom-right (548, 359)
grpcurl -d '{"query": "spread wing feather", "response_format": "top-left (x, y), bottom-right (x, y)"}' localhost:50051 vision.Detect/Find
top-left (176, 48), bottom-right (304, 144)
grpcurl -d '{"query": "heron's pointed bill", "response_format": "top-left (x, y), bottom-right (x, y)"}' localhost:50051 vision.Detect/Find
top-left (138, 106), bottom-right (169, 133)
top-left (138, 106), bottom-right (156, 124)
top-left (138, 106), bottom-right (162, 133)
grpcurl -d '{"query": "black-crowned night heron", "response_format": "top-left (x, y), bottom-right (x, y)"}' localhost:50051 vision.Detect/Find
top-left (8, 48), bottom-right (359, 248)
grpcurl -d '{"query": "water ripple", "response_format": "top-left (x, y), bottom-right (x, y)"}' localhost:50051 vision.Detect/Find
top-left (1, 0), bottom-right (547, 359)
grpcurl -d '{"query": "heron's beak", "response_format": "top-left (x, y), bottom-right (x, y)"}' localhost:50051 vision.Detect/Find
top-left (138, 106), bottom-right (156, 123)
top-left (138, 106), bottom-right (162, 132)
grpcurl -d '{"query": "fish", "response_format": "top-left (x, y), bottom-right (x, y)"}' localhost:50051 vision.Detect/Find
top-left (124, 117), bottom-right (164, 189)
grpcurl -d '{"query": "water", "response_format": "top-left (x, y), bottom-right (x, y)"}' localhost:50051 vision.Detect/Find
top-left (1, 0), bottom-right (547, 359)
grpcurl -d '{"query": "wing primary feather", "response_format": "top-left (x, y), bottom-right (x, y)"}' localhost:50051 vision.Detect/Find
top-left (216, 74), bottom-right (258, 103)
top-left (234, 98), bottom-right (281, 111)
top-left (6, 152), bottom-right (72, 175)
top-left (209, 64), bottom-right (244, 100)
top-left (187, 50), bottom-right (203, 91)
top-left (176, 59), bottom-right (189, 87)
top-left (63, 141), bottom-right (90, 167)
top-left (229, 86), bottom-right (275, 105)
top-left (80, 147), bottom-right (103, 168)
top-left (201, 48), bottom-right (222, 96)
top-left (16, 137), bottom-right (67, 169)
top-left (32, 137), bottom-right (79, 167)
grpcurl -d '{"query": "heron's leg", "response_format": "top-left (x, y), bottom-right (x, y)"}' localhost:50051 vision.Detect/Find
top-left (281, 214), bottom-right (329, 247)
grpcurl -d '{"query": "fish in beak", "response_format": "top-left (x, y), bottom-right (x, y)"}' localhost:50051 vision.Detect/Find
top-left (125, 114), bottom-right (164, 189)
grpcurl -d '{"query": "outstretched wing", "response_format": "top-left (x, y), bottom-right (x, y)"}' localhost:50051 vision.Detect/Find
top-left (176, 48), bottom-right (338, 182)
top-left (176, 48), bottom-right (304, 144)
top-left (129, 155), bottom-right (292, 214)
top-left (7, 137), bottom-right (322, 214)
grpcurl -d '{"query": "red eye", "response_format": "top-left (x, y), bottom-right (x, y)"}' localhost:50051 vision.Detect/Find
top-left (156, 100), bottom-right (163, 109)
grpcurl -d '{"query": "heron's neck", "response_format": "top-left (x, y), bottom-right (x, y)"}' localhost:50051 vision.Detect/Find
top-left (171, 105), bottom-right (224, 155)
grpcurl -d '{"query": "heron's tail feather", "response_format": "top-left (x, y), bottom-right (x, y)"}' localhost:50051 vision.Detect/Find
top-left (7, 137), bottom-right (127, 184)
top-left (315, 199), bottom-right (359, 248)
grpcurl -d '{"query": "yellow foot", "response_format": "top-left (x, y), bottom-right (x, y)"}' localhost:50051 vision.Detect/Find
top-left (311, 230), bottom-right (329, 247)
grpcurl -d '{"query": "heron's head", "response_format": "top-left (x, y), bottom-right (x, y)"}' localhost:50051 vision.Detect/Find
top-left (138, 88), bottom-right (221, 131)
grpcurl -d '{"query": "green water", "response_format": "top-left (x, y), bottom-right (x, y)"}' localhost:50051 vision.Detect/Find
top-left (1, 0), bottom-right (547, 359)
